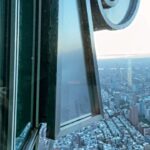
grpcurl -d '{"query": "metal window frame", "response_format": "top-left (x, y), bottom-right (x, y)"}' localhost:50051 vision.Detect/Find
top-left (57, 0), bottom-right (103, 138)
top-left (21, 0), bottom-right (42, 149)
top-left (6, 0), bottom-right (41, 149)
top-left (17, 0), bottom-right (42, 149)
top-left (40, 0), bottom-right (103, 140)
top-left (1, 0), bottom-right (103, 149)
top-left (79, 0), bottom-right (103, 117)
top-left (7, 0), bottom-right (20, 149)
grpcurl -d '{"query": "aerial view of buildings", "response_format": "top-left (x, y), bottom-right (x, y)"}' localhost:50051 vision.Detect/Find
top-left (98, 57), bottom-right (150, 149)
top-left (38, 57), bottom-right (150, 150)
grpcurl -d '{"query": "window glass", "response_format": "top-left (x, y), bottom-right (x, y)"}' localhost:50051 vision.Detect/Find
top-left (58, 0), bottom-right (91, 123)
top-left (94, 0), bottom-right (150, 148)
top-left (0, 0), bottom-right (8, 149)
top-left (16, 1), bottom-right (34, 149)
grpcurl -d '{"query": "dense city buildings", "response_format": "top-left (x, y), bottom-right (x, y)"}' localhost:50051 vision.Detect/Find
top-left (39, 57), bottom-right (150, 150)
top-left (98, 57), bottom-right (150, 149)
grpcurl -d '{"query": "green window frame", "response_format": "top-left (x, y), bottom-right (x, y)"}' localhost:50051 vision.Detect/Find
top-left (0, 0), bottom-right (41, 149)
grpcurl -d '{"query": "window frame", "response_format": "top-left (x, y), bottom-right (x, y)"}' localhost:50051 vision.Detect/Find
top-left (40, 0), bottom-right (103, 139)
top-left (0, 0), bottom-right (11, 149)
top-left (58, 0), bottom-right (103, 137)
top-left (5, 0), bottom-right (41, 149)
top-left (7, 0), bottom-right (20, 149)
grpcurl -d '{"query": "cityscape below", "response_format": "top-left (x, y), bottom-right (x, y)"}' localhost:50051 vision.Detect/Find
top-left (39, 57), bottom-right (150, 150)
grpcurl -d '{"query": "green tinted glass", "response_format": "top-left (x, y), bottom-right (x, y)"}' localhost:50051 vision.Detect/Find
top-left (0, 0), bottom-right (9, 149)
top-left (16, 0), bottom-right (34, 149)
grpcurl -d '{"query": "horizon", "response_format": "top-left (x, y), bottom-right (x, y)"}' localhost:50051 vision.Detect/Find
top-left (97, 53), bottom-right (150, 60)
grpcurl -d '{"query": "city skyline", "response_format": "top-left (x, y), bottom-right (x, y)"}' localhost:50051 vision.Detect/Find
top-left (47, 57), bottom-right (150, 150)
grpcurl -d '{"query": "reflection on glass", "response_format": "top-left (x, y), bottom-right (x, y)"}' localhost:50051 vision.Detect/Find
top-left (0, 0), bottom-right (8, 149)
top-left (104, 0), bottom-right (130, 24)
top-left (16, 0), bottom-right (34, 149)
top-left (58, 0), bottom-right (91, 123)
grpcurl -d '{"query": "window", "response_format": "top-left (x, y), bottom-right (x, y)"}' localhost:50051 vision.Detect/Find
top-left (40, 0), bottom-right (102, 139)
top-left (16, 0), bottom-right (35, 149)
top-left (1, 0), bottom-right (145, 149)
top-left (0, 0), bottom-right (41, 149)
top-left (0, 0), bottom-right (9, 149)
top-left (58, 0), bottom-right (92, 124)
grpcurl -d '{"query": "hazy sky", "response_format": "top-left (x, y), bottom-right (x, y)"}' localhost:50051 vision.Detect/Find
top-left (94, 0), bottom-right (150, 59)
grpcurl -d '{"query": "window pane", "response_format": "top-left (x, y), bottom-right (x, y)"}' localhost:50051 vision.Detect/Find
top-left (58, 0), bottom-right (91, 123)
top-left (94, 0), bottom-right (150, 148)
top-left (0, 0), bottom-right (8, 149)
top-left (16, 1), bottom-right (34, 148)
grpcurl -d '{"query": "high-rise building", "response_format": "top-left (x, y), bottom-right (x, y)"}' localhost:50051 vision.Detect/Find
top-left (129, 105), bottom-right (139, 127)
top-left (128, 59), bottom-right (132, 87)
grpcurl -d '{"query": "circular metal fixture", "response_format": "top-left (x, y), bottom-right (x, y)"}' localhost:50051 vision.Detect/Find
top-left (91, 0), bottom-right (140, 30)
top-left (102, 0), bottom-right (119, 8)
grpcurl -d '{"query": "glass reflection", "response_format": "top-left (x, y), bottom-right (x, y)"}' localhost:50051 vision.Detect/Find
top-left (104, 0), bottom-right (131, 24)
top-left (16, 1), bottom-right (34, 149)
top-left (58, 0), bottom-right (91, 123)
top-left (0, 0), bottom-right (8, 149)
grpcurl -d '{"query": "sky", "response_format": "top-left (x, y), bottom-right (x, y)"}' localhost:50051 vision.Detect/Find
top-left (94, 0), bottom-right (150, 59)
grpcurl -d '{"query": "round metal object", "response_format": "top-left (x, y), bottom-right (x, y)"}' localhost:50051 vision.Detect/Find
top-left (102, 0), bottom-right (119, 8)
top-left (91, 0), bottom-right (140, 30)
